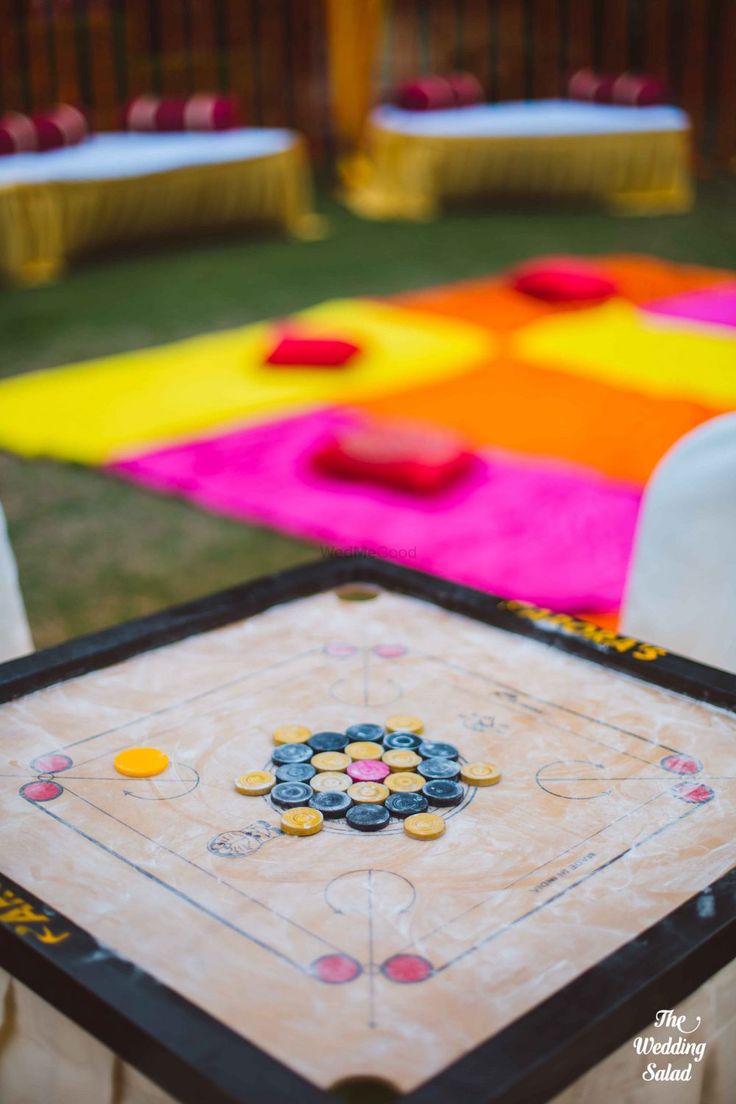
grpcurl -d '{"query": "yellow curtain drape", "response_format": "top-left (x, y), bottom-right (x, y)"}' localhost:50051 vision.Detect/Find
top-left (325, 0), bottom-right (385, 150)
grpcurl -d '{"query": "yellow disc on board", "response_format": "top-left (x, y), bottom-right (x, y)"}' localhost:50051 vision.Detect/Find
top-left (272, 724), bottom-right (311, 746)
top-left (281, 807), bottom-right (324, 836)
top-left (460, 762), bottom-right (501, 787)
top-left (114, 747), bottom-right (169, 779)
top-left (386, 714), bottom-right (424, 735)
top-left (234, 769), bottom-right (276, 796)
top-left (311, 751), bottom-right (351, 773)
top-left (347, 781), bottom-right (390, 804)
top-left (404, 812), bottom-right (446, 840)
top-left (310, 771), bottom-right (352, 793)
top-left (346, 741), bottom-right (384, 762)
top-left (385, 771), bottom-right (425, 794)
top-left (383, 749), bottom-right (422, 772)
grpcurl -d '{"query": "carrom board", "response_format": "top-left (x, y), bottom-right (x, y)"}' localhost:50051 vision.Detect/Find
top-left (0, 557), bottom-right (735, 1104)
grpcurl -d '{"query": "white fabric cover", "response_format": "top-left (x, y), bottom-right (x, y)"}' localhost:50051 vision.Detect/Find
top-left (372, 100), bottom-right (689, 138)
top-left (0, 503), bottom-right (32, 662)
top-left (622, 414), bottom-right (736, 674)
top-left (0, 129), bottom-right (297, 186)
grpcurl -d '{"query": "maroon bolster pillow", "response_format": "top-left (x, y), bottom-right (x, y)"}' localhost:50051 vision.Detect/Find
top-left (31, 104), bottom-right (88, 151)
top-left (446, 72), bottom-right (484, 107)
top-left (0, 111), bottom-right (37, 155)
top-left (612, 72), bottom-right (668, 107)
top-left (395, 76), bottom-right (455, 112)
top-left (124, 94), bottom-right (240, 132)
top-left (567, 68), bottom-right (616, 104)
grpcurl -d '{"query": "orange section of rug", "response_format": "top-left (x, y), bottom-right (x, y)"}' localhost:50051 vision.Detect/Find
top-left (601, 254), bottom-right (734, 304)
top-left (355, 357), bottom-right (716, 486)
top-left (386, 254), bottom-right (734, 335)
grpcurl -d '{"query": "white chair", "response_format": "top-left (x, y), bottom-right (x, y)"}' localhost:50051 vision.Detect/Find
top-left (0, 501), bottom-right (32, 662)
top-left (621, 413), bottom-right (736, 674)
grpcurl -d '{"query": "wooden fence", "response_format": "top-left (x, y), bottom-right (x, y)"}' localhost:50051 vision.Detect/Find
top-left (1, 0), bottom-right (734, 167)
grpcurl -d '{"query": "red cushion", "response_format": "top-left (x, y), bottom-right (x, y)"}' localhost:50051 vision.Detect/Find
top-left (311, 420), bottom-right (475, 494)
top-left (612, 72), bottom-right (668, 107)
top-left (568, 68), bottom-right (615, 103)
top-left (265, 335), bottom-right (361, 368)
top-left (395, 77), bottom-right (454, 112)
top-left (124, 94), bottom-right (240, 132)
top-left (31, 104), bottom-right (88, 151)
top-left (0, 112), bottom-right (37, 155)
top-left (511, 256), bottom-right (618, 303)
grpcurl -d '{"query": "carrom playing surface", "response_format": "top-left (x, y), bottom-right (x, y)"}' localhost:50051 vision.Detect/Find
top-left (0, 562), bottom-right (735, 1103)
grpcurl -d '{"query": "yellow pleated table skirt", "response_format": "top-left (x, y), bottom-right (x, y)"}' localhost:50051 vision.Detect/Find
top-left (0, 139), bottom-right (320, 286)
top-left (343, 124), bottom-right (694, 220)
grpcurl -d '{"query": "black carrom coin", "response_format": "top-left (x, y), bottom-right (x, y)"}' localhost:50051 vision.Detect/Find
top-left (308, 731), bottom-right (349, 753)
top-left (270, 781), bottom-right (314, 808)
top-left (417, 756), bottom-right (461, 781)
top-left (418, 740), bottom-right (459, 760)
top-left (309, 790), bottom-right (352, 818)
top-left (272, 743), bottom-right (313, 766)
top-left (346, 722), bottom-right (386, 743)
top-left (383, 731), bottom-right (422, 751)
top-left (423, 779), bottom-right (464, 807)
top-left (274, 762), bottom-right (316, 784)
top-left (386, 791), bottom-right (429, 818)
top-left (346, 803), bottom-right (390, 832)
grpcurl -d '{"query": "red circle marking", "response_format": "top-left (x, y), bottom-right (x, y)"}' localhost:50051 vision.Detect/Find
top-left (381, 954), bottom-right (433, 983)
top-left (673, 781), bottom-right (714, 804)
top-left (347, 760), bottom-right (390, 783)
top-left (311, 954), bottom-right (362, 984)
top-left (21, 781), bottom-right (63, 803)
top-left (660, 754), bottom-right (702, 775)
top-left (324, 642), bottom-right (358, 658)
top-left (31, 753), bottom-right (73, 774)
top-left (373, 644), bottom-right (407, 659)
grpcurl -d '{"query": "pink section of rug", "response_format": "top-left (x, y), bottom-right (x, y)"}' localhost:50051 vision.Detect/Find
top-left (110, 409), bottom-right (641, 612)
top-left (643, 283), bottom-right (736, 330)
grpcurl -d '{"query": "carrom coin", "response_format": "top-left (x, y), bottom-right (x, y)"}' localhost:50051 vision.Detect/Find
top-left (422, 779), bottom-right (464, 807)
top-left (234, 770), bottom-right (276, 796)
top-left (281, 807), bottom-right (324, 836)
top-left (418, 740), bottom-right (459, 760)
top-left (346, 803), bottom-right (390, 832)
top-left (271, 781), bottom-right (314, 808)
top-left (384, 771), bottom-right (425, 794)
top-left (347, 781), bottom-right (390, 804)
top-left (309, 791), bottom-right (352, 818)
top-left (311, 751), bottom-right (351, 773)
top-left (383, 749), bottom-right (422, 772)
top-left (460, 762), bottom-right (501, 786)
top-left (346, 741), bottom-right (384, 761)
top-left (386, 714), bottom-right (424, 735)
top-left (272, 724), bottom-right (312, 746)
top-left (346, 723), bottom-right (386, 743)
top-left (404, 812), bottom-right (446, 840)
top-left (417, 757), bottom-right (461, 781)
top-left (310, 771), bottom-right (352, 793)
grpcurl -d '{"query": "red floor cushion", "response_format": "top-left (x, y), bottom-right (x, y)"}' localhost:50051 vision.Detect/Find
top-left (265, 334), bottom-right (362, 368)
top-left (311, 418), bottom-right (476, 494)
top-left (511, 256), bottom-right (618, 303)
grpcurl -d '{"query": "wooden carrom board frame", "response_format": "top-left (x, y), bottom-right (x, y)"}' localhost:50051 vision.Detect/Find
top-left (0, 555), bottom-right (734, 1104)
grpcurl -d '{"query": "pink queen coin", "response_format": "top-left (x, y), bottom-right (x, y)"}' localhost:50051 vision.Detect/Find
top-left (347, 760), bottom-right (390, 783)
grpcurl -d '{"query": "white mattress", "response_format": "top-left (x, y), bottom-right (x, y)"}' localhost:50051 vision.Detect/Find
top-left (372, 99), bottom-right (689, 138)
top-left (0, 128), bottom-right (298, 186)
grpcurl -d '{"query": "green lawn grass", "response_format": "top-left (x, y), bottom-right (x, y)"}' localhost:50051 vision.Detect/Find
top-left (2, 179), bottom-right (735, 649)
